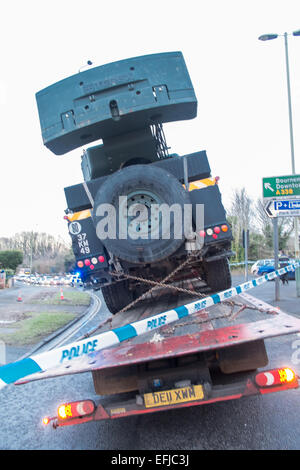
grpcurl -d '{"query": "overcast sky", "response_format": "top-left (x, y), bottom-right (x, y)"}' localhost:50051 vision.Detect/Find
top-left (0, 0), bottom-right (299, 242)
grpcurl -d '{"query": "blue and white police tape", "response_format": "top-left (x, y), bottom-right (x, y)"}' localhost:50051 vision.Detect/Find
top-left (229, 261), bottom-right (255, 266)
top-left (0, 261), bottom-right (299, 391)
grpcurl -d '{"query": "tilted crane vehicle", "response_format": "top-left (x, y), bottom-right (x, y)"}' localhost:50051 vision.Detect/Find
top-left (36, 51), bottom-right (233, 314)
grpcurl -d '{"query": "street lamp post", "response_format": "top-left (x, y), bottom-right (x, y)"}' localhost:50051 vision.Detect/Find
top-left (283, 32), bottom-right (296, 174)
top-left (259, 30), bottom-right (300, 296)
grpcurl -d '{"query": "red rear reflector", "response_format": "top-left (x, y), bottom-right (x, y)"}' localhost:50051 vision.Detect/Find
top-left (98, 256), bottom-right (105, 263)
top-left (221, 225), bottom-right (228, 232)
top-left (84, 259), bottom-right (91, 266)
top-left (212, 234), bottom-right (218, 239)
top-left (255, 368), bottom-right (296, 387)
top-left (58, 400), bottom-right (95, 420)
top-left (77, 261), bottom-right (84, 268)
top-left (90, 265), bottom-right (95, 270)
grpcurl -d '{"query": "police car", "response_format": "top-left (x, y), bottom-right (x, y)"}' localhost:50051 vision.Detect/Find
top-left (70, 274), bottom-right (83, 287)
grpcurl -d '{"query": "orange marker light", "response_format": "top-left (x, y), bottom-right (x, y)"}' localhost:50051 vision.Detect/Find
top-left (58, 404), bottom-right (72, 420)
top-left (221, 225), bottom-right (228, 232)
top-left (255, 367), bottom-right (296, 387)
top-left (57, 400), bottom-right (95, 421)
top-left (42, 417), bottom-right (50, 425)
top-left (279, 367), bottom-right (296, 383)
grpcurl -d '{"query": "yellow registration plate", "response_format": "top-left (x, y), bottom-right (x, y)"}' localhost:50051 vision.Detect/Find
top-left (144, 385), bottom-right (204, 408)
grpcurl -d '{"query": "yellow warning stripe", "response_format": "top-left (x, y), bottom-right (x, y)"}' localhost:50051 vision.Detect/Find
top-left (67, 177), bottom-right (217, 222)
top-left (67, 209), bottom-right (91, 221)
top-left (183, 177), bottom-right (217, 191)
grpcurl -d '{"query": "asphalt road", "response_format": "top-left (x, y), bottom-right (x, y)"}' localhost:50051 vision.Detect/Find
top-left (0, 276), bottom-right (300, 450)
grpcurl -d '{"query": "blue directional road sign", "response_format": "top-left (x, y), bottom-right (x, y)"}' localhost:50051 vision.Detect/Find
top-left (274, 200), bottom-right (300, 211)
top-left (264, 199), bottom-right (300, 218)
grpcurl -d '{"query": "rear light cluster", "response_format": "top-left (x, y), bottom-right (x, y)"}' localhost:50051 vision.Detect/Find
top-left (199, 224), bottom-right (229, 240)
top-left (77, 255), bottom-right (105, 269)
top-left (255, 368), bottom-right (296, 387)
top-left (57, 400), bottom-right (95, 420)
top-left (42, 400), bottom-right (96, 426)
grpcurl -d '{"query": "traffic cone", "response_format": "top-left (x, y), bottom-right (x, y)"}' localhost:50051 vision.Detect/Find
top-left (17, 294), bottom-right (22, 302)
top-left (60, 288), bottom-right (64, 300)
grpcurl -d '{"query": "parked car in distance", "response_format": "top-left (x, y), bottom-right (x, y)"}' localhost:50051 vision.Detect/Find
top-left (256, 257), bottom-right (295, 280)
top-left (50, 276), bottom-right (61, 286)
top-left (251, 259), bottom-right (274, 275)
top-left (16, 273), bottom-right (76, 286)
top-left (43, 276), bottom-right (53, 286)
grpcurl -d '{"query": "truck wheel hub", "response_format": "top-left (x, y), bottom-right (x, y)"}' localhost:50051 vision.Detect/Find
top-left (119, 190), bottom-right (161, 239)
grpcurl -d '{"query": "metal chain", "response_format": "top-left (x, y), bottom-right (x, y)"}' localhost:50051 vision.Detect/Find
top-left (79, 257), bottom-right (278, 339)
top-left (78, 255), bottom-right (204, 339)
top-left (110, 253), bottom-right (206, 314)
top-left (111, 272), bottom-right (206, 297)
top-left (109, 259), bottom-right (278, 317)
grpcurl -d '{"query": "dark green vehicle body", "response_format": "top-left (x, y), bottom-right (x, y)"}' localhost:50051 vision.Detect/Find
top-left (36, 52), bottom-right (233, 314)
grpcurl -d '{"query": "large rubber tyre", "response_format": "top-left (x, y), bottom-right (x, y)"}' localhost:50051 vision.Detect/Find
top-left (92, 164), bottom-right (190, 264)
top-left (101, 280), bottom-right (134, 315)
top-left (203, 258), bottom-right (232, 292)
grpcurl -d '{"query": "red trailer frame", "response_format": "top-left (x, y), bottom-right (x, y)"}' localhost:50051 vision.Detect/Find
top-left (16, 292), bottom-right (299, 429)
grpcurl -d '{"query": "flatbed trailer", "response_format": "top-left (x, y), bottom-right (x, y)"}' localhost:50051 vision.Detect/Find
top-left (15, 282), bottom-right (300, 429)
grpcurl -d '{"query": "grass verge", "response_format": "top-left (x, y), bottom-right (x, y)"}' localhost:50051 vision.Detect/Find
top-left (0, 312), bottom-right (77, 345)
top-left (29, 289), bottom-right (91, 306)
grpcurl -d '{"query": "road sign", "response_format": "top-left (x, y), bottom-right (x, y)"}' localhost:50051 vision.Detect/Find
top-left (262, 174), bottom-right (300, 199)
top-left (264, 199), bottom-right (300, 218)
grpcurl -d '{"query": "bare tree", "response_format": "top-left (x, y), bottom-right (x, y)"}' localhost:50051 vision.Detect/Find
top-left (230, 188), bottom-right (253, 231)
top-left (226, 191), bottom-right (294, 260)
top-left (255, 199), bottom-right (294, 253)
top-left (0, 232), bottom-right (71, 272)
top-left (227, 188), bottom-right (253, 260)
